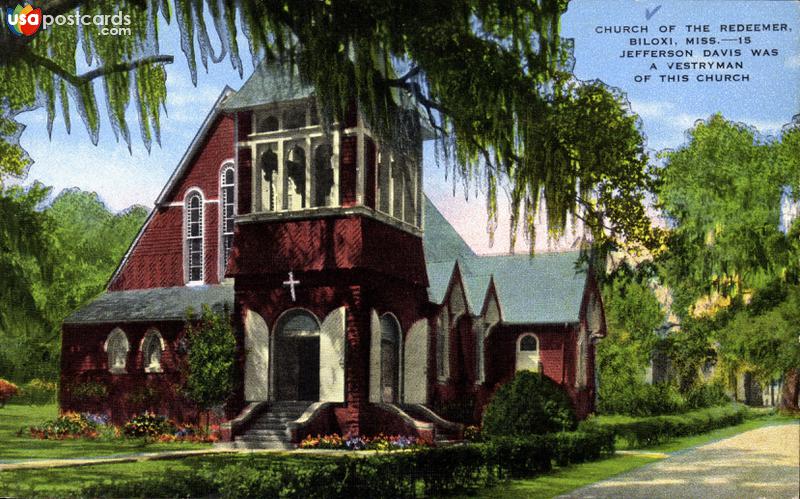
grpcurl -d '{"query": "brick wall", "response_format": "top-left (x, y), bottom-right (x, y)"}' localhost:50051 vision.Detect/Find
top-left (109, 114), bottom-right (234, 290)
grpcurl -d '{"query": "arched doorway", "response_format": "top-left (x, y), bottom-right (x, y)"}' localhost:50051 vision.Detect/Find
top-left (380, 314), bottom-right (401, 403)
top-left (274, 309), bottom-right (320, 401)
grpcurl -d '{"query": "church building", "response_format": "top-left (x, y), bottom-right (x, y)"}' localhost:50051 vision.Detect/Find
top-left (60, 64), bottom-right (606, 447)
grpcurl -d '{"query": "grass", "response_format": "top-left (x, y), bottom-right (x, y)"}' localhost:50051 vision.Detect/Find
top-left (0, 403), bottom-right (211, 462)
top-left (472, 412), bottom-right (797, 499)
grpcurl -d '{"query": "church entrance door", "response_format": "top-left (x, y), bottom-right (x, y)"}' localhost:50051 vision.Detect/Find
top-left (274, 310), bottom-right (320, 401)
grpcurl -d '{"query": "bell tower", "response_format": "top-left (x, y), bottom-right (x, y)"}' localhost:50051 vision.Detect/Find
top-left (222, 63), bottom-right (430, 436)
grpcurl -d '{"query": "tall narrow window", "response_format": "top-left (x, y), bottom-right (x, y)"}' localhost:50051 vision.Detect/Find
top-left (186, 192), bottom-right (204, 283)
top-left (142, 329), bottom-right (164, 373)
top-left (380, 314), bottom-right (401, 403)
top-left (402, 161), bottom-right (416, 225)
top-left (221, 165), bottom-right (235, 272)
top-left (285, 145), bottom-right (306, 210)
top-left (378, 152), bottom-right (391, 214)
top-left (516, 333), bottom-right (540, 372)
top-left (261, 147), bottom-right (278, 212)
top-left (436, 311), bottom-right (449, 380)
top-left (391, 159), bottom-right (403, 218)
top-left (105, 328), bottom-right (129, 374)
top-left (313, 144), bottom-right (334, 207)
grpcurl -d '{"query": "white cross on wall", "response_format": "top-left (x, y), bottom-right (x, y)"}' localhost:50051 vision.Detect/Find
top-left (283, 271), bottom-right (300, 302)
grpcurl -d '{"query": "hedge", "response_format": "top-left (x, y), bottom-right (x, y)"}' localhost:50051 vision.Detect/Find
top-left (80, 429), bottom-right (615, 498)
top-left (584, 404), bottom-right (753, 448)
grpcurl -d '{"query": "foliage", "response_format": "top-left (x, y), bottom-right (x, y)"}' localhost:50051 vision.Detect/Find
top-left (28, 412), bottom-right (103, 439)
top-left (0, 186), bottom-right (146, 383)
top-left (597, 266), bottom-right (666, 414)
top-left (0, 0), bottom-right (655, 251)
top-left (67, 381), bottom-right (108, 402)
top-left (122, 412), bottom-right (177, 438)
top-left (583, 404), bottom-right (753, 448)
top-left (656, 116), bottom-right (800, 408)
top-left (599, 382), bottom-right (686, 417)
top-left (184, 305), bottom-right (236, 416)
top-left (0, 379), bottom-right (20, 407)
top-left (16, 379), bottom-right (57, 405)
top-left (482, 371), bottom-right (576, 437)
top-left (79, 429), bottom-right (614, 499)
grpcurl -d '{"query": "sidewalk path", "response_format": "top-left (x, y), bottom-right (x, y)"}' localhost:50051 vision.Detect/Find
top-left (562, 423), bottom-right (800, 499)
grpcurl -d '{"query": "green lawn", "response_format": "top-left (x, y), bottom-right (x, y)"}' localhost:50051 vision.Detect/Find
top-left (0, 403), bottom-right (211, 461)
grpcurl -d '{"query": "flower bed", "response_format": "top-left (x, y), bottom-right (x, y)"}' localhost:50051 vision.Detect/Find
top-left (27, 411), bottom-right (219, 442)
top-left (299, 433), bottom-right (427, 451)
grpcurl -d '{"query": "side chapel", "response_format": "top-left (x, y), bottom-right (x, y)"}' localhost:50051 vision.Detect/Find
top-left (60, 63), bottom-right (606, 446)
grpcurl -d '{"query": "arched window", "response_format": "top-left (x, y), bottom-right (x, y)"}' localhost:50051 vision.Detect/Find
top-left (313, 144), bottom-right (334, 207)
top-left (257, 115), bottom-right (279, 133)
top-left (261, 147), bottom-right (278, 212)
top-left (380, 314), bottom-right (401, 403)
top-left (285, 145), bottom-right (306, 210)
top-left (142, 329), bottom-right (164, 373)
top-left (104, 328), bottom-right (129, 373)
top-left (436, 310), bottom-right (449, 380)
top-left (185, 191), bottom-right (204, 283)
top-left (391, 159), bottom-right (403, 218)
top-left (402, 161), bottom-right (416, 225)
top-left (516, 333), bottom-right (540, 372)
top-left (220, 165), bottom-right (235, 273)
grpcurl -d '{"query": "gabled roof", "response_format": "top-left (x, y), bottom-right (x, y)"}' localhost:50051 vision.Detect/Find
top-left (107, 88), bottom-right (234, 290)
top-left (64, 285), bottom-right (234, 325)
top-left (422, 197), bottom-right (590, 324)
top-left (221, 61), bottom-right (313, 111)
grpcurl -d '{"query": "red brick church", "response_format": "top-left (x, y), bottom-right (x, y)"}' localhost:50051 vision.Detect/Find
top-left (60, 64), bottom-right (606, 447)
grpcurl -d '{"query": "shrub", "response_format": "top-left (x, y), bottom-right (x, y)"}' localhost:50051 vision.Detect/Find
top-left (684, 382), bottom-right (730, 410)
top-left (299, 433), bottom-right (426, 451)
top-left (81, 469), bottom-right (215, 498)
top-left (68, 381), bottom-right (108, 402)
top-left (123, 412), bottom-right (177, 438)
top-left (17, 378), bottom-right (57, 405)
top-left (550, 429), bottom-right (615, 466)
top-left (480, 436), bottom-right (553, 478)
top-left (0, 378), bottom-right (20, 407)
top-left (599, 382), bottom-right (686, 416)
top-left (483, 371), bottom-right (576, 437)
top-left (586, 405), bottom-right (752, 448)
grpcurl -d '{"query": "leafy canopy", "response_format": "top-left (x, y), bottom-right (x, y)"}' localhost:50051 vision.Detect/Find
top-left (1, 0), bottom-right (654, 251)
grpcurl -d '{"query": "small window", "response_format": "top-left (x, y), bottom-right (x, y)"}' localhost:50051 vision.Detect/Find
top-left (142, 329), bottom-right (164, 373)
top-left (261, 147), bottom-right (278, 212)
top-left (185, 192), bottom-right (204, 283)
top-left (220, 165), bottom-right (235, 272)
top-left (257, 115), bottom-right (279, 133)
top-left (105, 328), bottom-right (129, 374)
top-left (516, 333), bottom-right (540, 372)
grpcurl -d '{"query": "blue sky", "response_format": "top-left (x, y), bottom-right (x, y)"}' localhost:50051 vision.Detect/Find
top-left (14, 0), bottom-right (800, 253)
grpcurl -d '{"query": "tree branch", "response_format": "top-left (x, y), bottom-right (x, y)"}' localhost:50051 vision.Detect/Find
top-left (19, 48), bottom-right (173, 87)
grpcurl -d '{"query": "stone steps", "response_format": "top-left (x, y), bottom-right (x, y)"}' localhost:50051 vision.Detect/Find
top-left (233, 401), bottom-right (311, 449)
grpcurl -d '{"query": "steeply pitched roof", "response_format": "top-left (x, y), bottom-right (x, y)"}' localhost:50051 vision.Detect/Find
top-left (423, 196), bottom-right (475, 263)
top-left (221, 62), bottom-right (313, 111)
top-left (422, 198), bottom-right (589, 323)
top-left (64, 285), bottom-right (234, 325)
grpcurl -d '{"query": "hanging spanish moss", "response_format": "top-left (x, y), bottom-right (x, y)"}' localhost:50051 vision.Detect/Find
top-left (0, 0), bottom-right (654, 253)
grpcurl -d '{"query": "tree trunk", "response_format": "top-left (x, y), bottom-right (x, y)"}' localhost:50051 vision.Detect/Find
top-left (780, 368), bottom-right (799, 411)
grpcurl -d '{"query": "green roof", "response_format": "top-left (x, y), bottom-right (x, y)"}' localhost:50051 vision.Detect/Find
top-left (221, 62), bottom-right (313, 111)
top-left (422, 197), bottom-right (589, 323)
top-left (423, 196), bottom-right (475, 263)
top-left (64, 285), bottom-right (234, 324)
